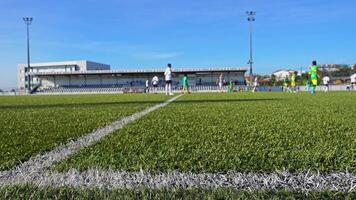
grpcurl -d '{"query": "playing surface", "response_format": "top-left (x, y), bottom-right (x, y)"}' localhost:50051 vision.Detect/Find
top-left (1, 92), bottom-right (355, 198)
top-left (54, 92), bottom-right (356, 173)
top-left (0, 94), bottom-right (168, 170)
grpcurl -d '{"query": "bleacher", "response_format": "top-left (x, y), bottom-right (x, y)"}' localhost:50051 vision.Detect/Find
top-left (38, 85), bottom-right (124, 94)
top-left (36, 82), bottom-right (246, 94)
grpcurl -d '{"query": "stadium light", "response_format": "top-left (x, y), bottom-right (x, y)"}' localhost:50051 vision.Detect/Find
top-left (246, 11), bottom-right (256, 76)
top-left (23, 17), bottom-right (33, 94)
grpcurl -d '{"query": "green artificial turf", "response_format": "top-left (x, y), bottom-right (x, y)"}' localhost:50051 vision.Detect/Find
top-left (55, 92), bottom-right (356, 173)
top-left (0, 185), bottom-right (354, 200)
top-left (0, 94), bottom-right (168, 170)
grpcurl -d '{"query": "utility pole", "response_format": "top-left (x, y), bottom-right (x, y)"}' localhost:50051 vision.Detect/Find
top-left (23, 17), bottom-right (33, 94)
top-left (246, 11), bottom-right (256, 76)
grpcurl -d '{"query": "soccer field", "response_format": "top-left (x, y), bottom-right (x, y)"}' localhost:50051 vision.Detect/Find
top-left (0, 92), bottom-right (355, 199)
top-left (0, 94), bottom-right (169, 170)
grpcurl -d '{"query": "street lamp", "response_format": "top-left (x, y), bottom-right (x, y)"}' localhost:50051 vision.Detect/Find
top-left (23, 17), bottom-right (33, 94)
top-left (246, 11), bottom-right (256, 76)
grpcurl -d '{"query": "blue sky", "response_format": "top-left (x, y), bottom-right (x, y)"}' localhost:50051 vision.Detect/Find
top-left (0, 0), bottom-right (355, 89)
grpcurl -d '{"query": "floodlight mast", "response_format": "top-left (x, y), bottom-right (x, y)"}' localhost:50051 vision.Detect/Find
top-left (246, 11), bottom-right (256, 76)
top-left (23, 17), bottom-right (33, 94)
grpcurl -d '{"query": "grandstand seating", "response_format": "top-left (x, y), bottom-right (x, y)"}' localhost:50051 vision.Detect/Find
top-left (36, 84), bottom-right (352, 94)
top-left (36, 83), bottom-right (238, 94)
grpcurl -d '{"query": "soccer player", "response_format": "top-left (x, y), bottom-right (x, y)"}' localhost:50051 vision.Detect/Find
top-left (252, 77), bottom-right (258, 92)
top-left (351, 73), bottom-right (356, 91)
top-left (305, 79), bottom-right (310, 92)
top-left (164, 63), bottom-right (173, 96)
top-left (309, 61), bottom-right (319, 94)
top-left (145, 79), bottom-right (149, 93)
top-left (228, 80), bottom-right (235, 93)
top-left (217, 73), bottom-right (225, 92)
top-left (182, 74), bottom-right (190, 94)
top-left (322, 76), bottom-right (330, 92)
top-left (151, 76), bottom-right (159, 94)
top-left (283, 76), bottom-right (290, 92)
top-left (290, 72), bottom-right (297, 93)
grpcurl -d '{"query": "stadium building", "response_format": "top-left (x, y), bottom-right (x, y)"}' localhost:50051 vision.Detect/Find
top-left (18, 60), bottom-right (247, 94)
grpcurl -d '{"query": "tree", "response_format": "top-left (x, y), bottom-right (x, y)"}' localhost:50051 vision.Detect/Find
top-left (353, 64), bottom-right (356, 73)
top-left (271, 74), bottom-right (276, 86)
top-left (330, 66), bottom-right (352, 77)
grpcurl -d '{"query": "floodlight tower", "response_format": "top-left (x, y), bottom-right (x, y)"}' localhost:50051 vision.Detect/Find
top-left (23, 17), bottom-right (33, 93)
top-left (246, 11), bottom-right (256, 76)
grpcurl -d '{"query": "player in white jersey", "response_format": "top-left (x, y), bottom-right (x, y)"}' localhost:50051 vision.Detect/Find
top-left (151, 76), bottom-right (159, 94)
top-left (351, 73), bottom-right (356, 91)
top-left (216, 73), bottom-right (225, 92)
top-left (322, 76), bottom-right (330, 92)
top-left (164, 63), bottom-right (173, 95)
top-left (252, 77), bottom-right (259, 92)
top-left (145, 79), bottom-right (149, 93)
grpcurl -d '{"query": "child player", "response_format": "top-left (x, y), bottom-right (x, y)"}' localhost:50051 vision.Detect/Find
top-left (182, 74), bottom-right (190, 94)
top-left (283, 76), bottom-right (290, 92)
top-left (309, 61), bottom-right (319, 94)
top-left (228, 80), bottom-right (235, 93)
top-left (290, 71), bottom-right (297, 93)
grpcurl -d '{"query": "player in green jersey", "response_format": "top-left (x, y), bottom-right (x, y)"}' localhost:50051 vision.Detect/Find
top-left (290, 72), bottom-right (297, 93)
top-left (309, 61), bottom-right (319, 94)
top-left (182, 74), bottom-right (190, 94)
top-left (283, 76), bottom-right (290, 92)
top-left (228, 80), bottom-right (235, 93)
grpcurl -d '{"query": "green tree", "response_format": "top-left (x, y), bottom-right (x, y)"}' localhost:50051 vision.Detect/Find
top-left (271, 74), bottom-right (276, 86)
top-left (353, 64), bottom-right (356, 73)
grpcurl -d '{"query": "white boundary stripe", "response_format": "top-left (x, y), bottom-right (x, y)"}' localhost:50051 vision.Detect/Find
top-left (0, 95), bottom-right (182, 185)
top-left (3, 169), bottom-right (356, 192)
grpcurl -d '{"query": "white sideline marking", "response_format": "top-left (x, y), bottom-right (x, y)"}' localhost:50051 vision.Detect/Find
top-left (2, 169), bottom-right (356, 192)
top-left (0, 95), bottom-right (182, 185)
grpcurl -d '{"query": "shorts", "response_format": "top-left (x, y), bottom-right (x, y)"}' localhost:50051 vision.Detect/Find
top-left (183, 85), bottom-right (188, 89)
top-left (153, 84), bottom-right (158, 88)
top-left (218, 82), bottom-right (223, 88)
top-left (311, 80), bottom-right (317, 85)
top-left (166, 80), bottom-right (172, 84)
top-left (324, 84), bottom-right (329, 87)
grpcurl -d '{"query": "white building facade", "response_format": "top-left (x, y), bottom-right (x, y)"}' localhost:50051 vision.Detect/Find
top-left (18, 60), bottom-right (110, 92)
top-left (272, 69), bottom-right (297, 81)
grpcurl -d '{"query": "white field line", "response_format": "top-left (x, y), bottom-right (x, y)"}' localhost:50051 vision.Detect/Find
top-left (0, 95), bottom-right (182, 185)
top-left (2, 169), bottom-right (356, 192)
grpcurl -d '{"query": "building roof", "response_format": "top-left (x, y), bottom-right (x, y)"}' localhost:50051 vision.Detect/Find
top-left (30, 67), bottom-right (248, 76)
top-left (18, 60), bottom-right (109, 68)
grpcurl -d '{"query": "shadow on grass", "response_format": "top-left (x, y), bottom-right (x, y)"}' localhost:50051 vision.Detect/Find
top-left (0, 98), bottom-right (283, 110)
top-left (172, 98), bottom-right (284, 104)
top-left (0, 101), bottom-right (165, 110)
